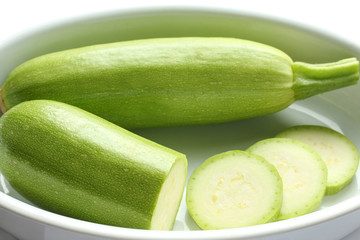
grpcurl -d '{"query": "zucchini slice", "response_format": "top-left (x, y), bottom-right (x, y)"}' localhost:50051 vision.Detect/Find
top-left (276, 125), bottom-right (359, 194)
top-left (186, 150), bottom-right (283, 230)
top-left (247, 138), bottom-right (327, 220)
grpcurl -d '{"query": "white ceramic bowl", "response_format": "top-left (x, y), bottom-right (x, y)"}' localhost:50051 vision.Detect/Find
top-left (1, 7), bottom-right (360, 240)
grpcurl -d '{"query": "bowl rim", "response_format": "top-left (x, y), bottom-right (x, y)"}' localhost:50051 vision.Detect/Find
top-left (1, 5), bottom-right (360, 240)
top-left (2, 189), bottom-right (360, 239)
top-left (1, 5), bottom-right (359, 57)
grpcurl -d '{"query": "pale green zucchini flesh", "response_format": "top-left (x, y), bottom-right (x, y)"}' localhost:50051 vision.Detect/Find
top-left (276, 125), bottom-right (360, 195)
top-left (247, 138), bottom-right (327, 221)
top-left (0, 100), bottom-right (187, 230)
top-left (1, 37), bottom-right (358, 129)
top-left (186, 150), bottom-right (283, 230)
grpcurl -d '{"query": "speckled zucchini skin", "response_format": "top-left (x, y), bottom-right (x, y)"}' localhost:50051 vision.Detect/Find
top-left (0, 100), bottom-right (187, 229)
top-left (1, 37), bottom-right (358, 129)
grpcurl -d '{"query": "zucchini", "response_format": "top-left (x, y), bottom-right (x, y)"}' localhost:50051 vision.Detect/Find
top-left (186, 150), bottom-right (283, 230)
top-left (0, 100), bottom-right (187, 230)
top-left (276, 125), bottom-right (359, 194)
top-left (247, 138), bottom-right (327, 220)
top-left (1, 37), bottom-right (359, 129)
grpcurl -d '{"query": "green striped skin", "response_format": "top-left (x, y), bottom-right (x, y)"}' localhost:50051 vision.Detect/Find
top-left (0, 100), bottom-right (187, 230)
top-left (1, 37), bottom-right (358, 129)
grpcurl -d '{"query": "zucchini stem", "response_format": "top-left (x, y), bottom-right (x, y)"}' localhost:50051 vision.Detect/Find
top-left (0, 89), bottom-right (6, 114)
top-left (292, 58), bottom-right (359, 100)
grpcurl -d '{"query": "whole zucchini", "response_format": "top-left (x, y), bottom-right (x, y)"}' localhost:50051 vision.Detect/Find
top-left (0, 100), bottom-right (187, 230)
top-left (1, 37), bottom-right (359, 129)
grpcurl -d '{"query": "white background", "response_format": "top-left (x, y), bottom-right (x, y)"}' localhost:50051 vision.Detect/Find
top-left (1, 0), bottom-right (360, 45)
top-left (1, 0), bottom-right (360, 239)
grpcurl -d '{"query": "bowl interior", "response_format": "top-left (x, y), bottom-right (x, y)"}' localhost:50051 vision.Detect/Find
top-left (0, 7), bottom-right (360, 236)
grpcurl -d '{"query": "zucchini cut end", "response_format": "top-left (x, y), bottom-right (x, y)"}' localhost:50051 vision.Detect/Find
top-left (150, 157), bottom-right (187, 230)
